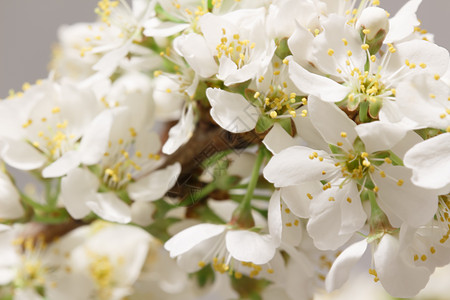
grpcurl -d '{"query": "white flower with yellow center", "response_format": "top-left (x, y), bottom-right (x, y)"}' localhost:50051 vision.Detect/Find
top-left (288, 14), bottom-right (449, 124)
top-left (399, 73), bottom-right (450, 191)
top-left (45, 222), bottom-right (151, 300)
top-left (0, 80), bottom-right (111, 176)
top-left (174, 8), bottom-right (276, 85)
top-left (264, 98), bottom-right (439, 250)
top-left (205, 58), bottom-right (305, 134)
top-left (165, 199), bottom-right (282, 281)
top-left (80, 0), bottom-right (156, 83)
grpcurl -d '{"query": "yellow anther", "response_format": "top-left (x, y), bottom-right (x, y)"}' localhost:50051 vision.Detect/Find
top-left (307, 193), bottom-right (313, 200)
top-left (285, 208), bottom-right (290, 214)
top-left (283, 58), bottom-right (289, 65)
top-left (51, 106), bottom-right (61, 113)
top-left (340, 132), bottom-right (347, 138)
top-left (198, 261), bottom-right (206, 268)
top-left (347, 50), bottom-right (353, 57)
top-left (361, 152), bottom-right (369, 158)
top-left (419, 63), bottom-right (427, 69)
top-left (370, 55), bottom-right (376, 62)
top-left (397, 179), bottom-right (404, 186)
top-left (421, 255), bottom-right (427, 261)
top-left (269, 111), bottom-right (278, 118)
top-left (434, 74), bottom-right (441, 80)
top-left (430, 93), bottom-right (436, 99)
top-left (273, 70), bottom-right (280, 76)
top-left (384, 157), bottom-right (392, 164)
top-left (337, 142), bottom-right (343, 146)
top-left (362, 160), bottom-right (371, 167)
top-left (361, 44), bottom-right (370, 51)
top-left (322, 171), bottom-right (327, 175)
top-left (328, 197), bottom-right (335, 202)
top-left (347, 197), bottom-right (352, 203)
top-left (373, 186), bottom-right (379, 192)
top-left (430, 247), bottom-right (436, 254)
top-left (327, 49), bottom-right (335, 56)
top-left (254, 92), bottom-right (260, 99)
top-left (285, 222), bottom-right (292, 227)
top-left (414, 254), bottom-right (419, 261)
top-left (362, 29), bottom-right (371, 35)
top-left (342, 38), bottom-right (348, 46)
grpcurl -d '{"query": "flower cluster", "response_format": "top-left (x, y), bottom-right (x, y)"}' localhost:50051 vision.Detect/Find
top-left (0, 0), bottom-right (449, 299)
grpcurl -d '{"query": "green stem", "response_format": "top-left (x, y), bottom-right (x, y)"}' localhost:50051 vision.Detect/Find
top-left (179, 181), bottom-right (217, 207)
top-left (231, 146), bottom-right (266, 227)
top-left (241, 146), bottom-right (266, 208)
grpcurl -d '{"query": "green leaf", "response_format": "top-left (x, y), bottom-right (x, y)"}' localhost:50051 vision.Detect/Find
top-left (255, 115), bottom-right (274, 134)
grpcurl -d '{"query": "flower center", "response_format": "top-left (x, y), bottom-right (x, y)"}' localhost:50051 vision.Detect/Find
top-left (216, 29), bottom-right (256, 68)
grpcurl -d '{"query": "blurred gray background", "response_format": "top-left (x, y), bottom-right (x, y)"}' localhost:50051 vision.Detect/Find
top-left (0, 0), bottom-right (449, 97)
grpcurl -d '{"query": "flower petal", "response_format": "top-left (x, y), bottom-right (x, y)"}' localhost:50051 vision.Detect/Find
top-left (1, 138), bottom-right (46, 170)
top-left (42, 151), bottom-right (81, 178)
top-left (374, 234), bottom-right (431, 298)
top-left (86, 192), bottom-right (131, 224)
top-left (206, 88), bottom-right (259, 133)
top-left (0, 173), bottom-right (23, 219)
top-left (325, 239), bottom-right (367, 291)
top-left (385, 0), bottom-right (422, 43)
top-left (127, 163), bottom-right (181, 202)
top-left (289, 60), bottom-right (351, 102)
top-left (403, 133), bottom-right (450, 189)
top-left (373, 165), bottom-right (438, 227)
top-left (59, 168), bottom-right (99, 219)
top-left (268, 190), bottom-right (282, 246)
top-left (264, 145), bottom-right (338, 188)
top-left (165, 223), bottom-right (226, 257)
top-left (226, 230), bottom-right (276, 264)
top-left (355, 121), bottom-right (408, 153)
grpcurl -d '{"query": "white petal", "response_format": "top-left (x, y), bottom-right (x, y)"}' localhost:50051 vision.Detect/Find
top-left (325, 239), bottom-right (367, 291)
top-left (173, 33), bottom-right (217, 78)
top-left (127, 163), bottom-right (181, 202)
top-left (403, 133), bottom-right (450, 189)
top-left (385, 0), bottom-right (422, 43)
top-left (281, 184), bottom-right (318, 218)
top-left (86, 192), bottom-right (131, 224)
top-left (143, 19), bottom-right (190, 37)
top-left (289, 60), bottom-right (351, 102)
top-left (396, 74), bottom-right (450, 130)
top-left (226, 230), bottom-right (276, 264)
top-left (59, 168), bottom-right (99, 219)
top-left (206, 88), bottom-right (259, 133)
top-left (42, 151), bottom-right (81, 178)
top-left (1, 138), bottom-right (46, 170)
top-left (308, 96), bottom-right (357, 148)
top-left (263, 123), bottom-right (300, 154)
top-left (288, 24), bottom-right (314, 67)
top-left (165, 223), bottom-right (226, 257)
top-left (79, 109), bottom-right (114, 165)
top-left (0, 173), bottom-right (24, 219)
top-left (355, 121), bottom-right (408, 153)
top-left (373, 165), bottom-right (438, 227)
top-left (162, 104), bottom-right (195, 155)
top-left (374, 234), bottom-right (431, 298)
top-left (268, 190), bottom-right (282, 246)
top-left (131, 201), bottom-right (154, 226)
top-left (263, 146), bottom-right (338, 187)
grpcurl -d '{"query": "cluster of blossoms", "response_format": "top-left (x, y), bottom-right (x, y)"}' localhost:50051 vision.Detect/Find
top-left (0, 0), bottom-right (449, 299)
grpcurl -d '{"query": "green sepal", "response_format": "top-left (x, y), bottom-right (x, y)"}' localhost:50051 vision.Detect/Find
top-left (155, 4), bottom-right (185, 23)
top-left (207, 0), bottom-right (213, 11)
top-left (346, 94), bottom-right (360, 111)
top-left (244, 88), bottom-right (260, 106)
top-left (359, 100), bottom-right (370, 123)
top-left (195, 264), bottom-right (215, 288)
top-left (370, 151), bottom-right (390, 166)
top-left (352, 136), bottom-right (366, 153)
top-left (278, 117), bottom-right (294, 136)
top-left (388, 150), bottom-right (404, 166)
top-left (275, 38), bottom-right (292, 60)
top-left (368, 98), bottom-right (383, 118)
top-left (329, 144), bottom-right (346, 155)
top-left (255, 115), bottom-right (274, 134)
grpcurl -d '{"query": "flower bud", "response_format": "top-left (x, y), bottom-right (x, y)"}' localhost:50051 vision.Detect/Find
top-left (357, 7), bottom-right (390, 54)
